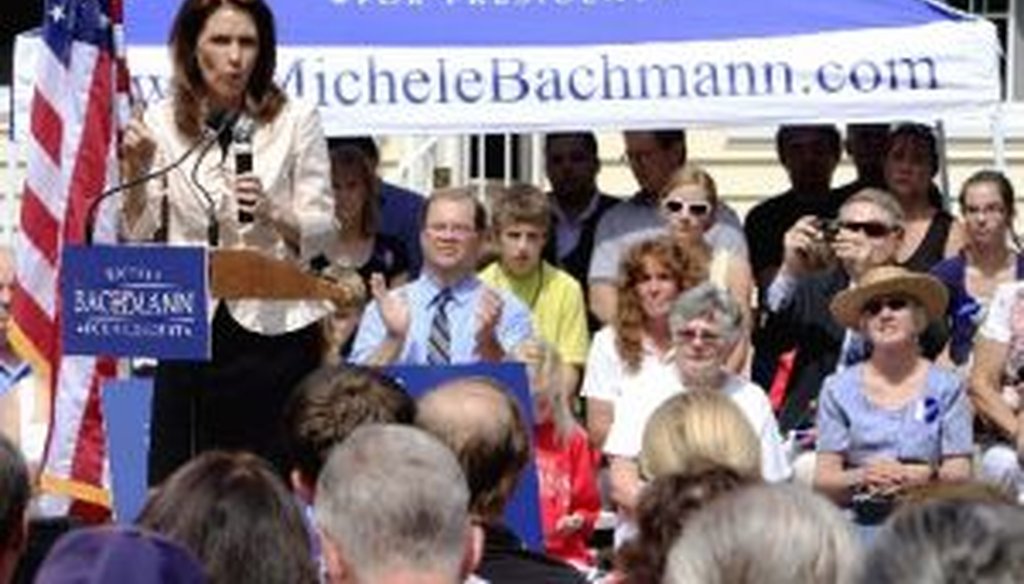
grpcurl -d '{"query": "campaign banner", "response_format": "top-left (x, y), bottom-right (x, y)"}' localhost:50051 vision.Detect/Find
top-left (61, 245), bottom-right (210, 360)
top-left (12, 1), bottom-right (999, 137)
top-left (386, 362), bottom-right (544, 552)
top-left (123, 18), bottom-right (1000, 135)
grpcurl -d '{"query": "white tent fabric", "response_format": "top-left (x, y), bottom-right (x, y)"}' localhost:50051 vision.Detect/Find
top-left (17, 0), bottom-right (1002, 136)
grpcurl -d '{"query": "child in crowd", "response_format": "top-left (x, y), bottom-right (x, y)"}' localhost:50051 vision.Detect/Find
top-left (516, 340), bottom-right (601, 570)
top-left (480, 184), bottom-right (590, 391)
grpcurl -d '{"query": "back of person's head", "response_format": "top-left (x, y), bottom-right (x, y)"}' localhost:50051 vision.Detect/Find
top-left (0, 433), bottom-right (29, 581)
top-left (284, 365), bottom-right (415, 492)
top-left (616, 468), bottom-right (754, 584)
top-left (640, 390), bottom-right (762, 481)
top-left (862, 498), bottom-right (1024, 584)
top-left (489, 183), bottom-right (551, 233)
top-left (416, 377), bottom-right (530, 519)
top-left (137, 451), bottom-right (316, 584)
top-left (664, 484), bottom-right (861, 584)
top-left (35, 526), bottom-right (205, 584)
top-left (315, 424), bottom-right (476, 583)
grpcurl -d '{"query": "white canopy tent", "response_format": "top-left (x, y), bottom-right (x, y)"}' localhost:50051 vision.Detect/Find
top-left (116, 0), bottom-right (1001, 135)
top-left (12, 0), bottom-right (1004, 184)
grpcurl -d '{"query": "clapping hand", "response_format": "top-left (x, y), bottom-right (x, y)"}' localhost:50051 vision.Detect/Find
top-left (474, 287), bottom-right (504, 360)
top-left (369, 273), bottom-right (409, 341)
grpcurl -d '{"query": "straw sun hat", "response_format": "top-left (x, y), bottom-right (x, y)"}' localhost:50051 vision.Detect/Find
top-left (829, 265), bottom-right (948, 330)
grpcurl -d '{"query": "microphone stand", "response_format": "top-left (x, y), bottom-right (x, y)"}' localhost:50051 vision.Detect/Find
top-left (84, 112), bottom-right (239, 246)
top-left (188, 123), bottom-right (234, 248)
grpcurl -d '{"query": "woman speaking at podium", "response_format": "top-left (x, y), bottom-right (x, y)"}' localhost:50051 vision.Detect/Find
top-left (118, 0), bottom-right (334, 485)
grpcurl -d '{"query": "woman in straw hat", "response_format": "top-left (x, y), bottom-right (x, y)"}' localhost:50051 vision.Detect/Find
top-left (813, 266), bottom-right (972, 520)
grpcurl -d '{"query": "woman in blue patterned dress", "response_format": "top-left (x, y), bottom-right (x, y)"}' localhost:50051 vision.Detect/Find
top-left (813, 266), bottom-right (972, 522)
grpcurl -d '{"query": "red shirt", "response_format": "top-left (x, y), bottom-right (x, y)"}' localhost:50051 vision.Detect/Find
top-left (534, 421), bottom-right (601, 567)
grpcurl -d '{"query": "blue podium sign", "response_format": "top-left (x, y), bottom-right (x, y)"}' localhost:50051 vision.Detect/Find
top-left (61, 245), bottom-right (210, 360)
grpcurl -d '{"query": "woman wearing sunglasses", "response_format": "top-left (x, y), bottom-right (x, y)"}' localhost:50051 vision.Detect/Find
top-left (658, 165), bottom-right (754, 374)
top-left (814, 266), bottom-right (972, 523)
top-left (931, 170), bottom-right (1024, 369)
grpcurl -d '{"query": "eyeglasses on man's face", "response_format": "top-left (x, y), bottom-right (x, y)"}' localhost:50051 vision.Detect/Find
top-left (425, 223), bottom-right (476, 238)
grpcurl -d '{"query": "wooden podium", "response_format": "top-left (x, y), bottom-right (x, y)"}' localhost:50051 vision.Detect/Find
top-left (209, 248), bottom-right (363, 307)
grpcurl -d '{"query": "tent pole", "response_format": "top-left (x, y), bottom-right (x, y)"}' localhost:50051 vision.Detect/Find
top-left (934, 120), bottom-right (950, 207)
top-left (991, 102), bottom-right (1007, 171)
top-left (503, 133), bottom-right (512, 187)
top-left (477, 133), bottom-right (486, 198)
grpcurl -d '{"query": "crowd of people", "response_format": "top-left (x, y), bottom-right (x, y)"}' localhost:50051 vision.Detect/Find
top-left (4, 0), bottom-right (1024, 582)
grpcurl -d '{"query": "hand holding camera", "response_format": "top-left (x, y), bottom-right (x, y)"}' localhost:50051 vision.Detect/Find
top-left (781, 215), bottom-right (837, 277)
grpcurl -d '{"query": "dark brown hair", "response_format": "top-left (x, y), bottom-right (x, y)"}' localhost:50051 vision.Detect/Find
top-left (616, 468), bottom-right (753, 584)
top-left (137, 451), bottom-right (316, 584)
top-left (168, 0), bottom-right (286, 138)
top-left (283, 365), bottom-right (415, 483)
top-left (328, 144), bottom-right (381, 238)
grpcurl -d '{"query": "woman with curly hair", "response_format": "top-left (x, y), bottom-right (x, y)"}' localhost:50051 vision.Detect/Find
top-left (580, 236), bottom-right (706, 450)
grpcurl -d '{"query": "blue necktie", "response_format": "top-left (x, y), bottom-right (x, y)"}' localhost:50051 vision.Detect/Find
top-left (427, 288), bottom-right (454, 365)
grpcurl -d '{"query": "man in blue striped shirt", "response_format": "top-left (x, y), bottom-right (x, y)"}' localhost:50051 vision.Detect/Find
top-left (351, 187), bottom-right (533, 365)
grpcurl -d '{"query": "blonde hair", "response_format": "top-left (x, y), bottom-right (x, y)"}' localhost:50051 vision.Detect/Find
top-left (660, 164), bottom-right (719, 209)
top-left (640, 391), bottom-right (761, 481)
top-left (512, 339), bottom-right (575, 444)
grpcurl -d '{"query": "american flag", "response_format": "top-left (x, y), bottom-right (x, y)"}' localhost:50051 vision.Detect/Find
top-left (10, 0), bottom-right (129, 520)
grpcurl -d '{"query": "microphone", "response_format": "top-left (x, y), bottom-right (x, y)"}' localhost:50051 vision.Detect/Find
top-left (84, 109), bottom-right (239, 246)
top-left (233, 116), bottom-right (255, 223)
top-left (189, 109), bottom-right (242, 247)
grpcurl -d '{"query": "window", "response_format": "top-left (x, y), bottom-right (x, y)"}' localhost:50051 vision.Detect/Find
top-left (947, 0), bottom-right (1019, 100)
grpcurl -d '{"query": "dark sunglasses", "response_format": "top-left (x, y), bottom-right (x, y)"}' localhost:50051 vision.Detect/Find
top-left (862, 296), bottom-right (911, 316)
top-left (837, 220), bottom-right (897, 238)
top-left (663, 200), bottom-right (711, 217)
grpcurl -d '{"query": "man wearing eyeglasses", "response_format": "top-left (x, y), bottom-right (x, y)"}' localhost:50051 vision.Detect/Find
top-left (586, 130), bottom-right (747, 325)
top-left (760, 188), bottom-right (945, 433)
top-left (349, 188), bottom-right (533, 365)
